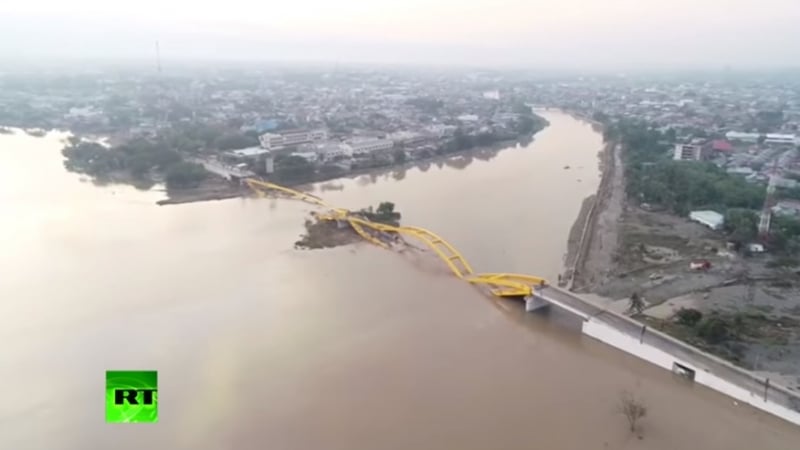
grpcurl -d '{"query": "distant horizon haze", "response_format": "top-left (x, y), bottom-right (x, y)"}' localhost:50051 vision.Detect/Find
top-left (1, 0), bottom-right (799, 71)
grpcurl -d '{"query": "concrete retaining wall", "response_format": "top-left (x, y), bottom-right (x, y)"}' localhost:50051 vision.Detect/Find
top-left (582, 316), bottom-right (800, 426)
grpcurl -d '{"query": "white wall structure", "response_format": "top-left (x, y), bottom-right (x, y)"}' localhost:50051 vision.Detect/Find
top-left (726, 131), bottom-right (761, 143)
top-left (259, 129), bottom-right (328, 150)
top-left (264, 156), bottom-right (274, 174)
top-left (689, 210), bottom-right (725, 230)
top-left (725, 132), bottom-right (798, 146)
top-left (315, 142), bottom-right (353, 160)
top-left (765, 134), bottom-right (797, 145)
top-left (348, 138), bottom-right (394, 155)
top-left (581, 317), bottom-right (800, 426)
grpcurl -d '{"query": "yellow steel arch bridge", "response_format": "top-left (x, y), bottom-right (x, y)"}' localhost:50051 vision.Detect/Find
top-left (245, 178), bottom-right (547, 298)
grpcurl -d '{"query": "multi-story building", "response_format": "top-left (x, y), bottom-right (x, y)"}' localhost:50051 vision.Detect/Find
top-left (259, 129), bottom-right (328, 150)
top-left (298, 142), bottom-right (354, 161)
top-left (348, 138), bottom-right (394, 155)
top-left (725, 131), bottom-right (760, 143)
top-left (386, 131), bottom-right (428, 146)
top-left (765, 134), bottom-right (797, 145)
top-left (772, 200), bottom-right (800, 217)
top-left (725, 132), bottom-right (798, 146)
top-left (673, 143), bottom-right (704, 161)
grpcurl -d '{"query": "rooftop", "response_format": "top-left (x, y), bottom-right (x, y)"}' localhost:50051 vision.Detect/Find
top-left (711, 139), bottom-right (733, 152)
top-left (228, 147), bottom-right (271, 157)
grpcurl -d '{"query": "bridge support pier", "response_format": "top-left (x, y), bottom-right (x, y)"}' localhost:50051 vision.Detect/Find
top-left (525, 293), bottom-right (550, 312)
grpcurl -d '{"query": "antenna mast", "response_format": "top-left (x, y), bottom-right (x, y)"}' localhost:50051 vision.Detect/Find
top-left (156, 40), bottom-right (162, 75)
top-left (155, 40), bottom-right (167, 126)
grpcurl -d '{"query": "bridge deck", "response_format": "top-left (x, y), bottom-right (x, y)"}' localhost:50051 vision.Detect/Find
top-left (535, 286), bottom-right (606, 319)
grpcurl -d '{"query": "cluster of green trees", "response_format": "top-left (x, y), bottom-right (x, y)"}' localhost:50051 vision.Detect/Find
top-left (165, 162), bottom-right (209, 189)
top-left (718, 191), bottom-right (800, 256)
top-left (393, 149), bottom-right (407, 164)
top-left (145, 123), bottom-right (260, 155)
top-left (272, 155), bottom-right (316, 182)
top-left (62, 137), bottom-right (209, 190)
top-left (669, 308), bottom-right (786, 363)
top-left (512, 102), bottom-right (533, 115)
top-left (359, 202), bottom-right (401, 226)
top-left (514, 115), bottom-right (542, 134)
top-left (213, 132), bottom-right (259, 151)
top-left (63, 138), bottom-right (178, 178)
top-left (723, 209), bottom-right (759, 246)
top-left (445, 128), bottom-right (498, 153)
top-left (632, 161), bottom-right (765, 216)
top-left (776, 186), bottom-right (800, 201)
top-left (675, 308), bottom-right (732, 345)
top-left (769, 215), bottom-right (800, 255)
top-left (437, 114), bottom-right (545, 156)
top-left (605, 119), bottom-right (766, 216)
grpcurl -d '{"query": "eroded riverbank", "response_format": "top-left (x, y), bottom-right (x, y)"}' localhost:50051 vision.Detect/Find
top-left (567, 123), bottom-right (800, 397)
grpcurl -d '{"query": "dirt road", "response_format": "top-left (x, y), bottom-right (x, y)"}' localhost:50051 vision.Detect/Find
top-left (570, 142), bottom-right (625, 293)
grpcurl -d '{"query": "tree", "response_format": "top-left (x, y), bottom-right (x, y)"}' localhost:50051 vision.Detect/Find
top-left (362, 201), bottom-right (401, 225)
top-left (618, 390), bottom-right (648, 433)
top-left (275, 155), bottom-right (315, 181)
top-left (676, 308), bottom-right (703, 326)
top-left (376, 202), bottom-right (396, 217)
top-left (512, 102), bottom-right (533, 115)
top-left (610, 119), bottom-right (765, 214)
top-left (592, 111), bottom-right (609, 123)
top-left (319, 164), bottom-right (344, 176)
top-left (724, 209), bottom-right (759, 245)
top-left (165, 161), bottom-right (209, 190)
top-left (628, 292), bottom-right (645, 315)
top-left (514, 115), bottom-right (539, 134)
top-left (664, 128), bottom-right (677, 143)
top-left (451, 128), bottom-right (474, 151)
top-left (214, 133), bottom-right (258, 151)
top-left (697, 317), bottom-right (730, 344)
top-left (393, 149), bottom-right (407, 164)
top-left (475, 132), bottom-right (496, 146)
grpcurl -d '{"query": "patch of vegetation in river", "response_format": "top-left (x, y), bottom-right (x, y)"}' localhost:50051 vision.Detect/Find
top-left (295, 202), bottom-right (401, 250)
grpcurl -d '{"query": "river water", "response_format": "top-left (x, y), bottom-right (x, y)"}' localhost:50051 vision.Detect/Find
top-left (1, 112), bottom-right (798, 449)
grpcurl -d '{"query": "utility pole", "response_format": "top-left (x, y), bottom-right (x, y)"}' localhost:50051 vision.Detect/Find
top-left (156, 40), bottom-right (162, 76)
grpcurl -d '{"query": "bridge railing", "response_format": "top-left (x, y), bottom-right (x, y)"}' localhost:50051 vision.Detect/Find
top-left (592, 309), bottom-right (800, 415)
top-left (244, 177), bottom-right (800, 421)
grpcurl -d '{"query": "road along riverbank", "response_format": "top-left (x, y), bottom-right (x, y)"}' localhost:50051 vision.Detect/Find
top-left (568, 138), bottom-right (625, 292)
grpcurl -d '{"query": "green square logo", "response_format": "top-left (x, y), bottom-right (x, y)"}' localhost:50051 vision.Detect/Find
top-left (105, 370), bottom-right (158, 423)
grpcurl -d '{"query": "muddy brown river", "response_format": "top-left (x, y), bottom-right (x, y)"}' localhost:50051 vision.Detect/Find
top-left (1, 112), bottom-right (799, 449)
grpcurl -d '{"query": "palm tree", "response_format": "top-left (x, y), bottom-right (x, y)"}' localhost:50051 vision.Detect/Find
top-left (628, 292), bottom-right (645, 315)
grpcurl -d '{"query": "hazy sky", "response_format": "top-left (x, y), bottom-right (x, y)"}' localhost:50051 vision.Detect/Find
top-left (1, 0), bottom-right (799, 70)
